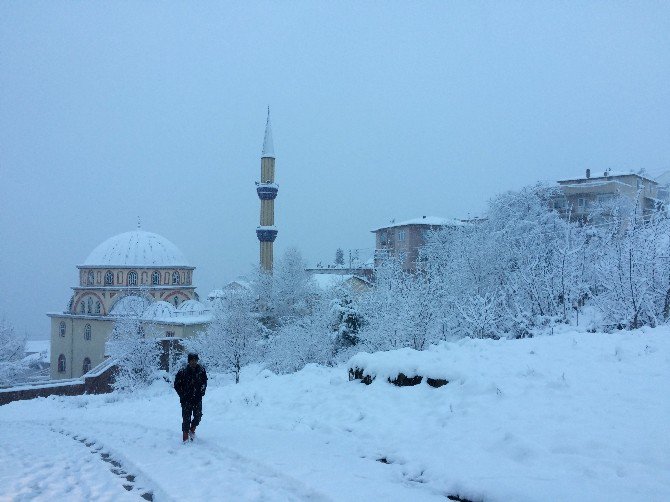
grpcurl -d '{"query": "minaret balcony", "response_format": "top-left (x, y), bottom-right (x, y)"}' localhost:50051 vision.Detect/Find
top-left (256, 182), bottom-right (279, 200)
top-left (256, 226), bottom-right (278, 242)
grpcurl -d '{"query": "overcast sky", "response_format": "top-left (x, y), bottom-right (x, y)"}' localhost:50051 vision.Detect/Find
top-left (1, 2), bottom-right (669, 339)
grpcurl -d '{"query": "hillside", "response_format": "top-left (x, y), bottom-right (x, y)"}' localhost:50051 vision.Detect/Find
top-left (1, 327), bottom-right (669, 501)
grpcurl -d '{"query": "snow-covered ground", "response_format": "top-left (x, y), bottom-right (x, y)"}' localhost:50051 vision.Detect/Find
top-left (1, 327), bottom-right (669, 501)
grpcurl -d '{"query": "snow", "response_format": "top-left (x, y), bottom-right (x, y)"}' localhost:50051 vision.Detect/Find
top-left (371, 216), bottom-right (464, 232)
top-left (82, 230), bottom-right (189, 267)
top-left (1, 327), bottom-right (669, 501)
top-left (312, 273), bottom-right (355, 290)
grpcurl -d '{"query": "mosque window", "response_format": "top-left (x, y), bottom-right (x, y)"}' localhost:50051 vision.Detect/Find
top-left (58, 354), bottom-right (66, 373)
top-left (87, 271), bottom-right (95, 285)
top-left (172, 272), bottom-right (181, 285)
top-left (82, 357), bottom-right (91, 373)
top-left (104, 271), bottom-right (114, 285)
top-left (95, 301), bottom-right (101, 314)
top-left (152, 271), bottom-right (161, 285)
top-left (59, 322), bottom-right (66, 337)
top-left (128, 271), bottom-right (138, 286)
top-left (84, 324), bottom-right (91, 341)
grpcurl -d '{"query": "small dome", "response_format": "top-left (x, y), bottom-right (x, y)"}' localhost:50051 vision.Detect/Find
top-left (178, 300), bottom-right (208, 314)
top-left (82, 230), bottom-right (189, 267)
top-left (110, 295), bottom-right (151, 317)
top-left (142, 301), bottom-right (176, 320)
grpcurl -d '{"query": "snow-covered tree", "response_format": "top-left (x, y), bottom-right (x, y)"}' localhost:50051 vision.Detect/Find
top-left (185, 289), bottom-right (261, 383)
top-left (106, 316), bottom-right (161, 392)
top-left (265, 299), bottom-right (335, 374)
top-left (0, 317), bottom-right (28, 387)
top-left (335, 248), bottom-right (345, 266)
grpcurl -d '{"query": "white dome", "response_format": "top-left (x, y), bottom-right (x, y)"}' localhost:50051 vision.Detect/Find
top-left (142, 301), bottom-right (176, 320)
top-left (83, 230), bottom-right (189, 267)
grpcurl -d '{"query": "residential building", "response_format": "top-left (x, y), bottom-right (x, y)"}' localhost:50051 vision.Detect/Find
top-left (372, 216), bottom-right (464, 272)
top-left (554, 169), bottom-right (666, 225)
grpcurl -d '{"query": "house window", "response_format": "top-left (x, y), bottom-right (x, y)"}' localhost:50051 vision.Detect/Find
top-left (84, 324), bottom-right (91, 341)
top-left (105, 271), bottom-right (114, 285)
top-left (128, 271), bottom-right (138, 286)
top-left (59, 321), bottom-right (66, 337)
top-left (398, 230), bottom-right (406, 242)
top-left (152, 271), bottom-right (161, 285)
top-left (58, 354), bottom-right (66, 373)
top-left (87, 271), bottom-right (95, 285)
top-left (82, 357), bottom-right (91, 373)
top-left (172, 272), bottom-right (181, 285)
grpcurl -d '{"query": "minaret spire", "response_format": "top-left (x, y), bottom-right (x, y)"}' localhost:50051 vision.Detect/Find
top-left (261, 106), bottom-right (275, 159)
top-left (256, 108), bottom-right (278, 271)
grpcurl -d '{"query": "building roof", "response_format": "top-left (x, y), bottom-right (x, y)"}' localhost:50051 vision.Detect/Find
top-left (82, 230), bottom-right (189, 267)
top-left (558, 170), bottom-right (657, 184)
top-left (371, 216), bottom-right (464, 232)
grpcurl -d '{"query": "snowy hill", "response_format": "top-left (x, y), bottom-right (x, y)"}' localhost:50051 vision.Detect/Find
top-left (1, 327), bottom-right (669, 501)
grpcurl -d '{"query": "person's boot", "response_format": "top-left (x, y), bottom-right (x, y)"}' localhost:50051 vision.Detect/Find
top-left (189, 425), bottom-right (196, 441)
top-left (183, 431), bottom-right (189, 442)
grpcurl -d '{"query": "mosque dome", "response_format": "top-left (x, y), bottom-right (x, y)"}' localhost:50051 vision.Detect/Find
top-left (82, 230), bottom-right (189, 267)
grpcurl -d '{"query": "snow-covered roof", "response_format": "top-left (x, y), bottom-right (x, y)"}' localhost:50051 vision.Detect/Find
top-left (312, 274), bottom-right (371, 291)
top-left (177, 300), bottom-right (208, 314)
top-left (261, 108), bottom-right (275, 159)
top-left (82, 230), bottom-right (189, 267)
top-left (371, 216), bottom-right (464, 232)
top-left (559, 170), bottom-right (657, 184)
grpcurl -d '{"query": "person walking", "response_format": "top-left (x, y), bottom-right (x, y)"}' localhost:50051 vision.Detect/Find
top-left (174, 353), bottom-right (208, 442)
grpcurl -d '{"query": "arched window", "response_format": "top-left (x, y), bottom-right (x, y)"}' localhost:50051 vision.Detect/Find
top-left (95, 301), bottom-right (101, 314)
top-left (128, 271), bottom-right (138, 286)
top-left (152, 271), bottom-right (161, 285)
top-left (104, 271), bottom-right (114, 285)
top-left (84, 324), bottom-right (91, 341)
top-left (172, 272), bottom-right (181, 285)
top-left (82, 357), bottom-right (91, 373)
top-left (58, 354), bottom-right (66, 373)
top-left (59, 321), bottom-right (66, 337)
top-left (87, 298), bottom-right (93, 314)
top-left (87, 271), bottom-right (95, 285)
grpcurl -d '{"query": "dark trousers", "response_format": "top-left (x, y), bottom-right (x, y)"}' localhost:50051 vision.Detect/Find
top-left (181, 400), bottom-right (203, 432)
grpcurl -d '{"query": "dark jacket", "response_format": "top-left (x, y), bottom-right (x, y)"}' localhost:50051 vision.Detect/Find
top-left (174, 363), bottom-right (207, 405)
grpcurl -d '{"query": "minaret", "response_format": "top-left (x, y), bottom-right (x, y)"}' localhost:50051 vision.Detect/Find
top-left (255, 108), bottom-right (278, 271)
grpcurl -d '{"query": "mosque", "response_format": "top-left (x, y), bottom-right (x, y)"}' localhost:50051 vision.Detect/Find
top-left (48, 112), bottom-right (278, 380)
